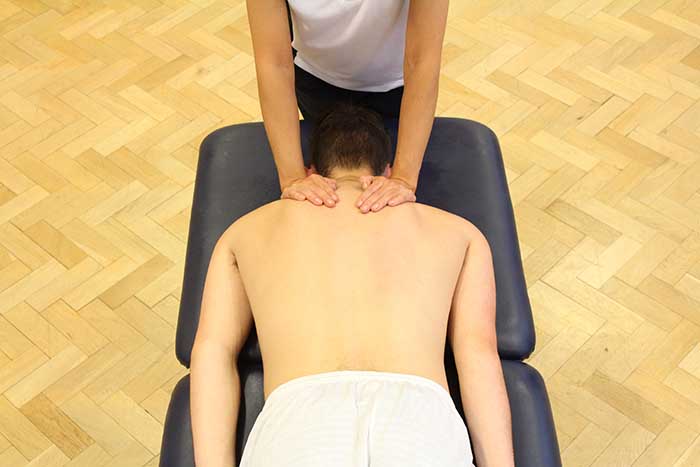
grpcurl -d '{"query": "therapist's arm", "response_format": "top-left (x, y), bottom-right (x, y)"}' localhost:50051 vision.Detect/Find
top-left (246, 0), bottom-right (338, 208)
top-left (246, 0), bottom-right (304, 189)
top-left (191, 231), bottom-right (254, 467)
top-left (391, 0), bottom-right (449, 190)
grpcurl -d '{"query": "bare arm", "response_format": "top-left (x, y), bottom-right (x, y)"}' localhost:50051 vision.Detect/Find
top-left (447, 227), bottom-right (514, 467)
top-left (392, 0), bottom-right (448, 189)
top-left (191, 233), bottom-right (254, 467)
top-left (246, 0), bottom-right (305, 190)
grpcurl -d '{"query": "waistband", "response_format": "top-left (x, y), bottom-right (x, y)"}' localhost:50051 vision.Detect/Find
top-left (264, 370), bottom-right (456, 410)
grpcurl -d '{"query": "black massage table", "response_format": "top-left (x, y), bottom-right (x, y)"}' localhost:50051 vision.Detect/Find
top-left (158, 117), bottom-right (562, 466)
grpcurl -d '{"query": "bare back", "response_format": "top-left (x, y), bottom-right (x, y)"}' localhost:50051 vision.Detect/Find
top-left (227, 187), bottom-right (473, 400)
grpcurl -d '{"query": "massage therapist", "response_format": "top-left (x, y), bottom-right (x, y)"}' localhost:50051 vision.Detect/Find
top-left (246, 0), bottom-right (449, 213)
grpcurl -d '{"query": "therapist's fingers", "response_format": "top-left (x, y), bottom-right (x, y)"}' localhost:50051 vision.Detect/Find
top-left (359, 175), bottom-right (372, 188)
top-left (325, 177), bottom-right (338, 190)
top-left (370, 188), bottom-right (405, 211)
top-left (358, 177), bottom-right (416, 212)
top-left (389, 191), bottom-right (417, 206)
top-left (281, 175), bottom-right (335, 207)
top-left (359, 185), bottom-right (394, 213)
top-left (305, 184), bottom-right (334, 206)
top-left (284, 190), bottom-right (306, 201)
top-left (310, 175), bottom-right (339, 202)
top-left (302, 175), bottom-right (335, 206)
top-left (306, 166), bottom-right (337, 192)
top-left (355, 176), bottom-right (385, 207)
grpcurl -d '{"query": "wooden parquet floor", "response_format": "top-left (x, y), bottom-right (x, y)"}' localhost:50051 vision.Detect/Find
top-left (0, 0), bottom-right (699, 465)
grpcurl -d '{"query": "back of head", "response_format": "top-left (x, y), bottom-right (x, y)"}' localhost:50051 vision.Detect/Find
top-left (310, 102), bottom-right (392, 178)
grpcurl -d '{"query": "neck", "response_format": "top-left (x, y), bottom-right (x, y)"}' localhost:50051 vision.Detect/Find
top-left (332, 173), bottom-right (370, 188)
top-left (334, 174), bottom-right (363, 182)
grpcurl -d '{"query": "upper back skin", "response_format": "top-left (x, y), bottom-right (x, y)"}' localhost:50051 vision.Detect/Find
top-left (226, 189), bottom-right (475, 399)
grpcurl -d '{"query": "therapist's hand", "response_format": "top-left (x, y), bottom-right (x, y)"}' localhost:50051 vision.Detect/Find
top-left (280, 165), bottom-right (339, 207)
top-left (355, 175), bottom-right (416, 213)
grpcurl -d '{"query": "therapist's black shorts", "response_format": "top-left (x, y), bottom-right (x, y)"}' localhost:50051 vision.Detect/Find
top-left (293, 61), bottom-right (404, 125)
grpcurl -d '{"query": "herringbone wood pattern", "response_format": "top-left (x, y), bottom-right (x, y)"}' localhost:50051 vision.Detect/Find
top-left (1, 0), bottom-right (699, 465)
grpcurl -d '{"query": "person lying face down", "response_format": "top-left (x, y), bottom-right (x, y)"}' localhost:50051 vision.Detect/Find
top-left (189, 102), bottom-right (515, 467)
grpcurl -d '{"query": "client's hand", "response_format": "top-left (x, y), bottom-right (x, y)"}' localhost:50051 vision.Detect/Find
top-left (280, 165), bottom-right (339, 207)
top-left (355, 175), bottom-right (416, 213)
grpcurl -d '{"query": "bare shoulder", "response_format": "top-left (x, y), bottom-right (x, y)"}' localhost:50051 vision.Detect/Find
top-left (216, 200), bottom-right (284, 252)
top-left (413, 202), bottom-right (485, 243)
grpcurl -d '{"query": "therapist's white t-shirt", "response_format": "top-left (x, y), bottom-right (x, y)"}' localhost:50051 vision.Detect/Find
top-left (288, 0), bottom-right (409, 92)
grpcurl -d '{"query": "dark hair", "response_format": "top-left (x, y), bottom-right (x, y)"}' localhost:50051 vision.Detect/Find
top-left (310, 102), bottom-right (392, 178)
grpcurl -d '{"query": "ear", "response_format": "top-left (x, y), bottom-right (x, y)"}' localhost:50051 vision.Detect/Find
top-left (383, 164), bottom-right (392, 178)
top-left (306, 164), bottom-right (318, 176)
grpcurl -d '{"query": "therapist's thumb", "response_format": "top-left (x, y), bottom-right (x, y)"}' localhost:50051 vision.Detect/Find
top-left (359, 175), bottom-right (373, 189)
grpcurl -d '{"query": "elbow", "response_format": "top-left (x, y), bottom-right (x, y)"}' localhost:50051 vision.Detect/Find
top-left (257, 57), bottom-right (295, 77)
top-left (191, 339), bottom-right (237, 370)
top-left (476, 331), bottom-right (499, 357)
top-left (473, 341), bottom-right (499, 359)
top-left (479, 330), bottom-right (499, 355)
top-left (453, 335), bottom-right (499, 367)
top-left (189, 341), bottom-right (206, 372)
top-left (403, 54), bottom-right (440, 86)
